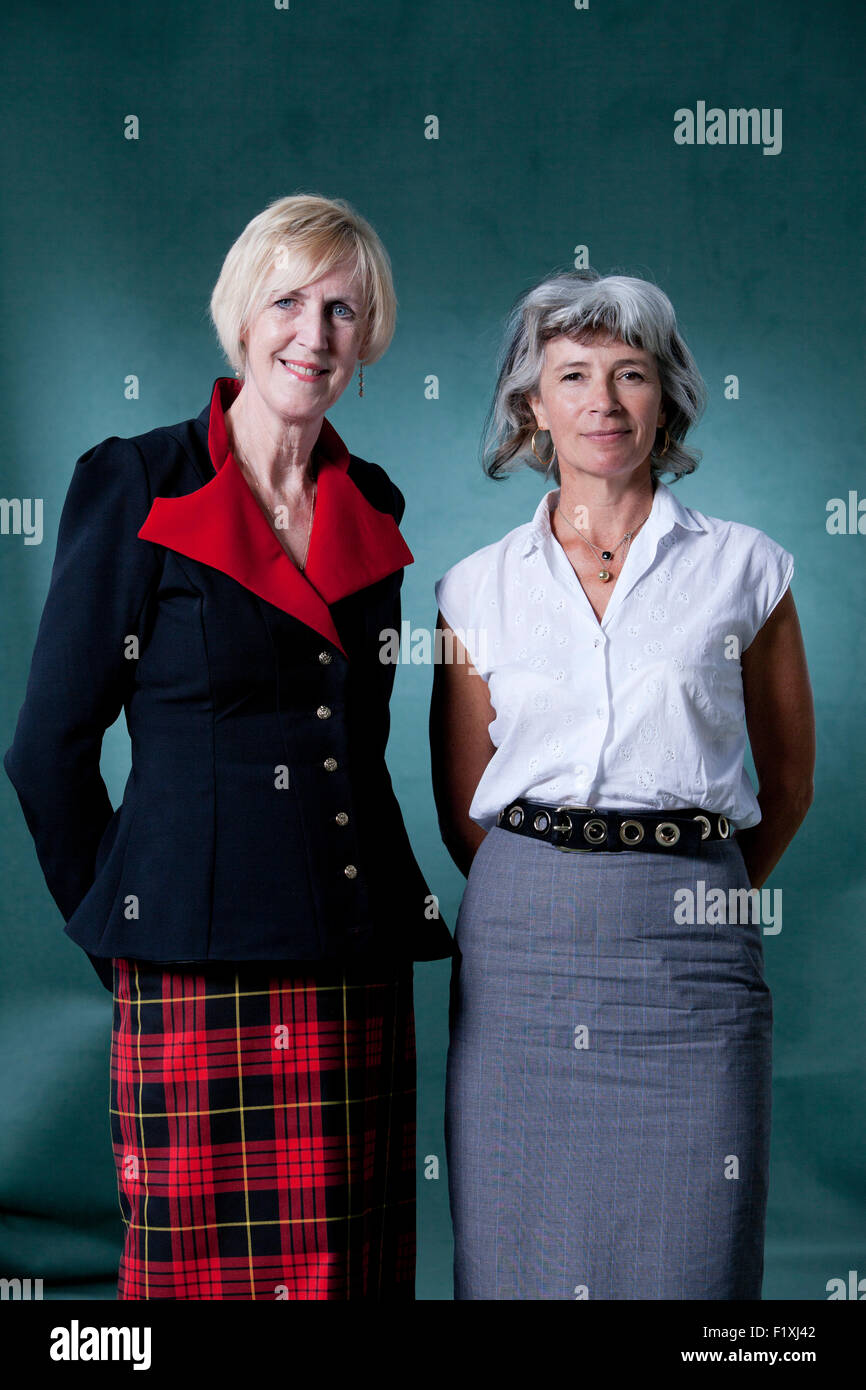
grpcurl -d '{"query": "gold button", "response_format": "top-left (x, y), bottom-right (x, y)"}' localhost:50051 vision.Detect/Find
top-left (316, 705), bottom-right (332, 719)
top-left (344, 864), bottom-right (357, 878)
top-left (318, 651), bottom-right (333, 665)
top-left (335, 811), bottom-right (349, 826)
top-left (323, 757), bottom-right (338, 772)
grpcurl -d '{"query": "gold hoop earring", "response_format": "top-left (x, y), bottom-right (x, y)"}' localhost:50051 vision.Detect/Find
top-left (358, 362), bottom-right (365, 397)
top-left (530, 428), bottom-right (557, 469)
top-left (657, 427), bottom-right (671, 456)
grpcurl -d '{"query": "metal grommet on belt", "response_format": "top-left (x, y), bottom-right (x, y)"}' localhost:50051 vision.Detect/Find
top-left (619, 819), bottom-right (645, 845)
top-left (496, 799), bottom-right (731, 855)
top-left (654, 821), bottom-right (681, 847)
top-left (583, 818), bottom-right (607, 845)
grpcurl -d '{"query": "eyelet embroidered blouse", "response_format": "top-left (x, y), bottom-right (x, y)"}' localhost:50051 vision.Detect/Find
top-left (434, 480), bottom-right (794, 831)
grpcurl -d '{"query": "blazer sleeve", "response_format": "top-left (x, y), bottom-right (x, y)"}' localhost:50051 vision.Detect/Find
top-left (4, 435), bottom-right (161, 934)
top-left (390, 480), bottom-right (406, 526)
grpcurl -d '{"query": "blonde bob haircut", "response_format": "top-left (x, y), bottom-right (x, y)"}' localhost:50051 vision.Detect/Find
top-left (209, 193), bottom-right (397, 377)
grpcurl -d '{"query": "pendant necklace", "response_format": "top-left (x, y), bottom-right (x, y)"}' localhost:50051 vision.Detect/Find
top-left (556, 506), bottom-right (650, 583)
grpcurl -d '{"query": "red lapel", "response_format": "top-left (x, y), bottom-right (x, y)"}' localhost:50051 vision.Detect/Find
top-left (138, 378), bottom-right (413, 656)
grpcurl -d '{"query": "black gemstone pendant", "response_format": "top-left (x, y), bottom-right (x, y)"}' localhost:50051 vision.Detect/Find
top-left (601, 550), bottom-right (612, 561)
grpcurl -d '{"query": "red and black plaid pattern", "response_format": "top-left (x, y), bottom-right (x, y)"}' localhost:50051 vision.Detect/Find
top-left (110, 956), bottom-right (416, 1300)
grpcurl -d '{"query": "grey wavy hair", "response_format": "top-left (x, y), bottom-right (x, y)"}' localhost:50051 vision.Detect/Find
top-left (481, 269), bottom-right (707, 484)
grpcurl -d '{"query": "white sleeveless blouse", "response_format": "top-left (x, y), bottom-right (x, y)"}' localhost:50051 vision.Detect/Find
top-left (434, 480), bottom-right (794, 831)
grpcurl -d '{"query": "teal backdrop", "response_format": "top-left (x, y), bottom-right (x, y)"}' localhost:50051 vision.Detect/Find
top-left (1, 0), bottom-right (863, 1302)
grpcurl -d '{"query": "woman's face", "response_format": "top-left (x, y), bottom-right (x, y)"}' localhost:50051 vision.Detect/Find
top-left (239, 258), bottom-right (365, 425)
top-left (526, 334), bottom-right (666, 486)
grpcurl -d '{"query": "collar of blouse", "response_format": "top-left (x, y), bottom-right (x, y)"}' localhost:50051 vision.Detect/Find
top-left (138, 376), bottom-right (413, 655)
top-left (521, 479), bottom-right (707, 631)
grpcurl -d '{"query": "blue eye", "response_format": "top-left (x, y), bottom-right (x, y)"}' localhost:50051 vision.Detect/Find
top-left (274, 298), bottom-right (354, 318)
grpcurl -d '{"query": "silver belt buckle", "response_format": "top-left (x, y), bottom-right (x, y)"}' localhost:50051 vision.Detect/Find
top-left (551, 804), bottom-right (595, 852)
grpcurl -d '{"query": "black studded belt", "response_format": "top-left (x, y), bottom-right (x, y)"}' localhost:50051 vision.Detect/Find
top-left (496, 798), bottom-right (735, 853)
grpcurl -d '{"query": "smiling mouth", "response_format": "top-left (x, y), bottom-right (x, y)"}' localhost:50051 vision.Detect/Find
top-left (280, 360), bottom-right (328, 378)
top-left (584, 430), bottom-right (629, 438)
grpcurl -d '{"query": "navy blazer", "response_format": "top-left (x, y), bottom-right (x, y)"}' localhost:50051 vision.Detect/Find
top-left (4, 377), bottom-right (454, 989)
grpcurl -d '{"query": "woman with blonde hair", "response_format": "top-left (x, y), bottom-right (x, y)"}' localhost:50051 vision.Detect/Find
top-left (5, 193), bottom-right (452, 1300)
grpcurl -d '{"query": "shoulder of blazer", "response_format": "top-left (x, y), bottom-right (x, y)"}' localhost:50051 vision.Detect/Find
top-left (345, 454), bottom-right (406, 525)
top-left (121, 416), bottom-right (213, 496)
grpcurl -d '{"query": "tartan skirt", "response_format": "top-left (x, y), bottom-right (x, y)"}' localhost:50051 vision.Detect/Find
top-left (109, 956), bottom-right (416, 1300)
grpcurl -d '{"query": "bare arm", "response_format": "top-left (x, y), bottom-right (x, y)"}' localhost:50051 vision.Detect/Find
top-left (736, 588), bottom-right (815, 888)
top-left (429, 611), bottom-right (497, 877)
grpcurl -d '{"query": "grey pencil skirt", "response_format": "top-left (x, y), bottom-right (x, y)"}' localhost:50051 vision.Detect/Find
top-left (445, 825), bottom-right (773, 1301)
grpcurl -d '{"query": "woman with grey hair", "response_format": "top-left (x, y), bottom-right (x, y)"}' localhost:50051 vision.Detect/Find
top-left (430, 269), bottom-right (814, 1300)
